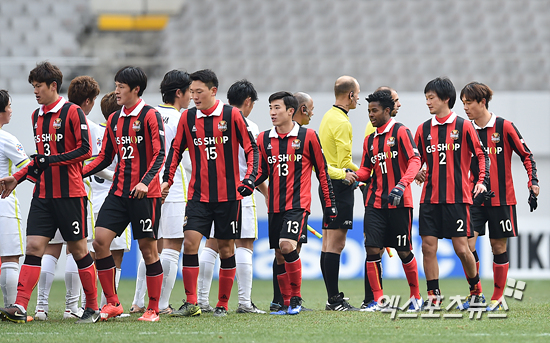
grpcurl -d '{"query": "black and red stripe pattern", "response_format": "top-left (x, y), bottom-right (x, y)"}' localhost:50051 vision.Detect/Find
top-left (14, 101), bottom-right (92, 198)
top-left (415, 113), bottom-right (489, 205)
top-left (356, 120), bottom-right (421, 209)
top-left (471, 116), bottom-right (537, 206)
top-left (164, 103), bottom-right (258, 202)
top-left (255, 123), bottom-right (335, 213)
top-left (83, 104), bottom-right (165, 198)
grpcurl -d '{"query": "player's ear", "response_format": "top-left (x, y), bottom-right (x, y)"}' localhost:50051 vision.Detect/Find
top-left (210, 86), bottom-right (218, 96)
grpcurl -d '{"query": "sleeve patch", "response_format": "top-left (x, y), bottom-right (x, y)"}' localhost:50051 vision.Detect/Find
top-left (16, 143), bottom-right (24, 153)
top-left (81, 124), bottom-right (88, 130)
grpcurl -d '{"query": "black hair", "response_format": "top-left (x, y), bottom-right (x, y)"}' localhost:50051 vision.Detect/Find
top-left (366, 90), bottom-right (395, 113)
top-left (160, 70), bottom-right (191, 104)
top-left (28, 61), bottom-right (63, 92)
top-left (114, 66), bottom-right (147, 96)
top-left (424, 77), bottom-right (456, 109)
top-left (268, 91), bottom-right (298, 113)
top-left (227, 79), bottom-right (258, 107)
top-left (460, 82), bottom-right (493, 109)
top-left (190, 69), bottom-right (218, 89)
top-left (0, 89), bottom-right (10, 112)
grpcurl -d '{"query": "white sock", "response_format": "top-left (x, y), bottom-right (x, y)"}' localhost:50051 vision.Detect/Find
top-left (236, 247), bottom-right (253, 307)
top-left (0, 262), bottom-right (19, 307)
top-left (159, 249), bottom-right (180, 310)
top-left (132, 257), bottom-right (147, 308)
top-left (197, 247), bottom-right (218, 305)
top-left (64, 254), bottom-right (81, 312)
top-left (36, 254), bottom-right (58, 312)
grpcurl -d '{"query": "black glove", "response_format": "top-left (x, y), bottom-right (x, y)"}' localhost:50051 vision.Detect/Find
top-left (388, 182), bottom-right (406, 206)
top-left (323, 206), bottom-right (338, 227)
top-left (237, 178), bottom-right (255, 197)
top-left (26, 164), bottom-right (43, 183)
top-left (31, 154), bottom-right (50, 170)
top-left (529, 190), bottom-right (538, 212)
top-left (472, 190), bottom-right (495, 206)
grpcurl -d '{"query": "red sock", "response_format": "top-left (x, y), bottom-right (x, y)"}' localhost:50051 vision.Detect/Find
top-left (15, 263), bottom-right (41, 310)
top-left (182, 266), bottom-right (199, 305)
top-left (146, 274), bottom-right (163, 312)
top-left (78, 263), bottom-right (99, 311)
top-left (402, 257), bottom-right (420, 299)
top-left (285, 258), bottom-right (302, 298)
top-left (277, 271), bottom-right (291, 306)
top-left (366, 259), bottom-right (383, 302)
top-left (98, 267), bottom-right (119, 305)
top-left (217, 267), bottom-right (236, 310)
top-left (492, 262), bottom-right (509, 300)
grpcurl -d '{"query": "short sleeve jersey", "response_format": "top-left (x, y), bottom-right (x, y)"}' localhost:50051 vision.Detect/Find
top-left (0, 129), bottom-right (30, 218)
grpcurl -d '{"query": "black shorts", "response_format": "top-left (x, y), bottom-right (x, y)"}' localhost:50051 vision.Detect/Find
top-left (27, 197), bottom-right (88, 242)
top-left (298, 225), bottom-right (308, 245)
top-left (96, 194), bottom-right (161, 240)
top-left (471, 205), bottom-right (518, 239)
top-left (320, 180), bottom-right (354, 230)
top-left (268, 209), bottom-right (309, 249)
top-left (185, 200), bottom-right (241, 240)
top-left (419, 203), bottom-right (471, 239)
top-left (364, 207), bottom-right (413, 251)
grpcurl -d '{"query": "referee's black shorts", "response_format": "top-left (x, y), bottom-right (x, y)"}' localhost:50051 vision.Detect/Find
top-left (320, 179), bottom-right (354, 230)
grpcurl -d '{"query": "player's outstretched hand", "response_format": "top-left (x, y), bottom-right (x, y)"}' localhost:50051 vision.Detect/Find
top-left (0, 176), bottom-right (17, 199)
top-left (26, 163), bottom-right (43, 183)
top-left (30, 154), bottom-right (50, 170)
top-left (343, 169), bottom-right (357, 186)
top-left (238, 178), bottom-right (255, 197)
top-left (130, 182), bottom-right (148, 199)
top-left (529, 190), bottom-right (538, 212)
top-left (323, 206), bottom-right (338, 228)
top-left (388, 182), bottom-right (406, 206)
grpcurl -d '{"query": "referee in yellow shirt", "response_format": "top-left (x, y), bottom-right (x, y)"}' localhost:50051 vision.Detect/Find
top-left (318, 76), bottom-right (361, 311)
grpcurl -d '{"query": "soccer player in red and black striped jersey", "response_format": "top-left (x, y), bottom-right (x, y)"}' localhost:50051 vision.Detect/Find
top-left (414, 77), bottom-right (490, 308)
top-left (355, 90), bottom-right (422, 311)
top-left (83, 66), bottom-right (165, 322)
top-left (162, 69), bottom-right (258, 317)
top-left (255, 91), bottom-right (336, 315)
top-left (0, 62), bottom-right (98, 324)
top-left (461, 82), bottom-right (539, 310)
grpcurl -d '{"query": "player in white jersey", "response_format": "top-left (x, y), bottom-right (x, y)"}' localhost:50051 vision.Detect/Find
top-left (197, 79), bottom-right (267, 314)
top-left (130, 70), bottom-right (191, 314)
top-left (86, 91), bottom-right (132, 310)
top-left (33, 76), bottom-right (101, 320)
top-left (0, 90), bottom-right (31, 308)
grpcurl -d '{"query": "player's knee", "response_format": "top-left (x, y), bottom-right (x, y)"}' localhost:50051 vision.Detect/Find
top-left (279, 239), bottom-right (297, 254)
top-left (421, 241), bottom-right (436, 256)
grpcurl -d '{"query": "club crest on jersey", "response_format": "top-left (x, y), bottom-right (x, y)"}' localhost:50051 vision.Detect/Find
top-left (491, 132), bottom-right (500, 143)
top-left (427, 134), bottom-right (432, 141)
top-left (387, 136), bottom-right (396, 147)
top-left (53, 118), bottom-right (62, 130)
top-left (267, 143), bottom-right (272, 150)
top-left (192, 125), bottom-right (197, 132)
top-left (132, 120), bottom-right (141, 132)
top-left (218, 120), bottom-right (228, 132)
top-left (291, 139), bottom-right (301, 150)
top-left (450, 130), bottom-right (460, 140)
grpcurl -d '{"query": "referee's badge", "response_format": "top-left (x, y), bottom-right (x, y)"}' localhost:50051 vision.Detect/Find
top-left (218, 120), bottom-right (228, 132)
top-left (450, 130), bottom-right (460, 140)
top-left (387, 136), bottom-right (396, 147)
top-left (491, 132), bottom-right (500, 143)
top-left (132, 120), bottom-right (141, 132)
top-left (291, 139), bottom-right (301, 149)
top-left (53, 118), bottom-right (62, 130)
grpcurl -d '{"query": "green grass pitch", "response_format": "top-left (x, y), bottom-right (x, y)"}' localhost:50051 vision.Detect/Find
top-left (2, 278), bottom-right (550, 342)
